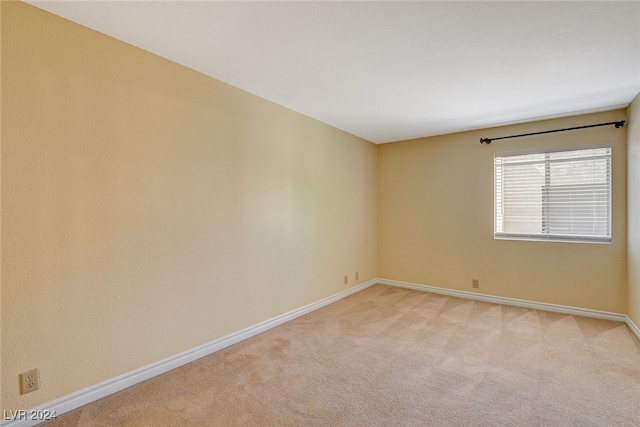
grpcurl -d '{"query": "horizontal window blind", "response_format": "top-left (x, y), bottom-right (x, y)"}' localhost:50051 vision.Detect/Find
top-left (494, 144), bottom-right (611, 243)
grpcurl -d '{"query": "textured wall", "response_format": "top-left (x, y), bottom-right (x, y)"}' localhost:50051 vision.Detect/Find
top-left (1, 2), bottom-right (377, 411)
top-left (628, 93), bottom-right (640, 326)
top-left (378, 110), bottom-right (627, 313)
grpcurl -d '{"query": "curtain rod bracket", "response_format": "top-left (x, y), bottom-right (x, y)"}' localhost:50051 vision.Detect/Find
top-left (479, 120), bottom-right (625, 145)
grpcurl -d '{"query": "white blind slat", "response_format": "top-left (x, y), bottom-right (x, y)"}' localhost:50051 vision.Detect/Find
top-left (494, 144), bottom-right (611, 243)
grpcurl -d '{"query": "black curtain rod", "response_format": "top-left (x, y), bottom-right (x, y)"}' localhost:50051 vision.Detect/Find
top-left (479, 120), bottom-right (625, 144)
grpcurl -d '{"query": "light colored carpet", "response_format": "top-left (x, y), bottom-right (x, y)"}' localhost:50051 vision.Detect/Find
top-left (44, 285), bottom-right (640, 426)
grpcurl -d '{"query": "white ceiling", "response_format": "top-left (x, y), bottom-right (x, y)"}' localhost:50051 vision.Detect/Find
top-left (26, 1), bottom-right (640, 144)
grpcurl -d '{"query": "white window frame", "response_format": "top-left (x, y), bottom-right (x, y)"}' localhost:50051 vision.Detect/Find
top-left (494, 143), bottom-right (612, 244)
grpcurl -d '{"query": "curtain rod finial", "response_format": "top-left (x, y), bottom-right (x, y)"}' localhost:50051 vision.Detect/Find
top-left (480, 138), bottom-right (491, 144)
top-left (615, 121), bottom-right (625, 128)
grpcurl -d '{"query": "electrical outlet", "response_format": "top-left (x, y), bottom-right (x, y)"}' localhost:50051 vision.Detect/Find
top-left (472, 279), bottom-right (480, 289)
top-left (344, 275), bottom-right (348, 284)
top-left (355, 272), bottom-right (359, 281)
top-left (20, 368), bottom-right (40, 394)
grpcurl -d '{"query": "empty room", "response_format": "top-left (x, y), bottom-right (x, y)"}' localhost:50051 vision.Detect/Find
top-left (2, 1), bottom-right (640, 426)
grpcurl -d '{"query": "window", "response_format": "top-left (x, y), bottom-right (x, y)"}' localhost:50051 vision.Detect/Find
top-left (494, 143), bottom-right (612, 243)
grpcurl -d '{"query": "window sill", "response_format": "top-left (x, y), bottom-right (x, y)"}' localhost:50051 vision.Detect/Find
top-left (494, 234), bottom-right (611, 244)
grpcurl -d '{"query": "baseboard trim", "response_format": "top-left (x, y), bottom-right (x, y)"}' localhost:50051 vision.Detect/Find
top-left (1, 279), bottom-right (377, 427)
top-left (5, 277), bottom-right (634, 426)
top-left (625, 315), bottom-right (640, 342)
top-left (376, 278), bottom-right (628, 323)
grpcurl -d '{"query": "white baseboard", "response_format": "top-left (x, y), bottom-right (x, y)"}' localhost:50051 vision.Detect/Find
top-left (5, 277), bottom-right (636, 426)
top-left (376, 278), bottom-right (628, 323)
top-left (626, 315), bottom-right (640, 342)
top-left (1, 279), bottom-right (377, 427)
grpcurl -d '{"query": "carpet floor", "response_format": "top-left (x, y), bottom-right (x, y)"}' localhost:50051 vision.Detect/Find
top-left (43, 285), bottom-right (640, 426)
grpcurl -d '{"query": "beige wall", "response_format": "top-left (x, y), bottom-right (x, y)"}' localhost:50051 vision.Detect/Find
top-left (628, 93), bottom-right (640, 326)
top-left (0, 0), bottom-right (3, 413)
top-left (378, 110), bottom-right (628, 313)
top-left (1, 2), bottom-right (377, 411)
top-left (1, 0), bottom-right (636, 417)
